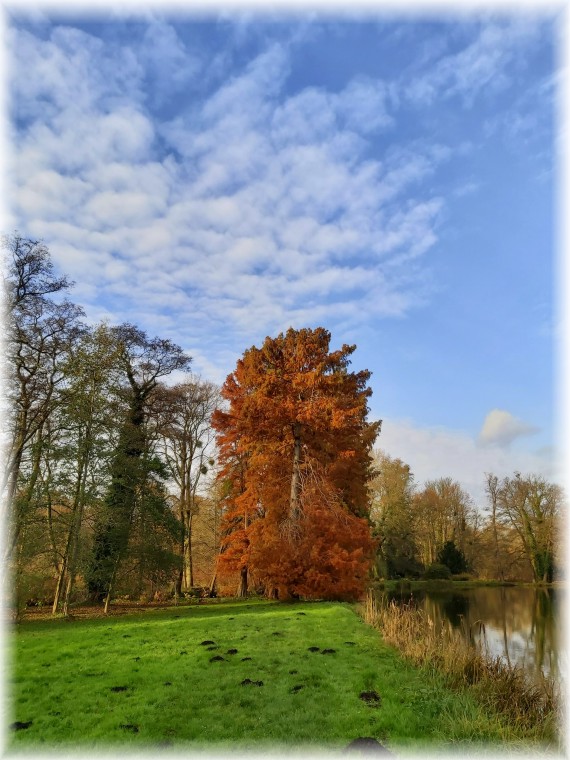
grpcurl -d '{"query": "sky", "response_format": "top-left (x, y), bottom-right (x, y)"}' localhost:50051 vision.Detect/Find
top-left (2, 2), bottom-right (564, 507)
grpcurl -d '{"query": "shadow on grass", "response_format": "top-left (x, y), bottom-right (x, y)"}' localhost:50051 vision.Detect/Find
top-left (15, 598), bottom-right (329, 631)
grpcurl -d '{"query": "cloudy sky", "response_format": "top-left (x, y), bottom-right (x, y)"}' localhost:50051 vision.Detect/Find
top-left (4, 4), bottom-right (561, 505)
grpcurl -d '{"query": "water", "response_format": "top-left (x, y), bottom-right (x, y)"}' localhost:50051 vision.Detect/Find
top-left (375, 585), bottom-right (563, 682)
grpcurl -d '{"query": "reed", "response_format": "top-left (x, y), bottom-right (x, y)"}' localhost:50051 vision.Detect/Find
top-left (361, 592), bottom-right (561, 742)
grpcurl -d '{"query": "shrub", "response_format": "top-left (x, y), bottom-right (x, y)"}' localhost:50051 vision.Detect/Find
top-left (423, 563), bottom-right (452, 580)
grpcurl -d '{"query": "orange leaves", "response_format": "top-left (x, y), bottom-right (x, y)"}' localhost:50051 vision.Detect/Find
top-left (212, 327), bottom-right (380, 600)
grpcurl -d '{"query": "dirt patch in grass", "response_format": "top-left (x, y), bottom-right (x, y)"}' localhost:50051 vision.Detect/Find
top-left (110, 686), bottom-right (129, 693)
top-left (359, 690), bottom-right (381, 707)
top-left (240, 679), bottom-right (263, 687)
top-left (120, 724), bottom-right (139, 733)
top-left (10, 722), bottom-right (32, 731)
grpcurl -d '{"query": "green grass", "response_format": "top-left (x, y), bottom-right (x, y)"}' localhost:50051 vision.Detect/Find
top-left (6, 599), bottom-right (548, 752)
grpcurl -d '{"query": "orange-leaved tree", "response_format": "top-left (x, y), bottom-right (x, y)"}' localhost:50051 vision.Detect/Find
top-left (212, 327), bottom-right (380, 600)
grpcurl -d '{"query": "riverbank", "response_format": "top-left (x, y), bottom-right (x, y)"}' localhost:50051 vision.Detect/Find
top-left (361, 593), bottom-right (560, 748)
top-left (372, 578), bottom-right (564, 592)
top-left (7, 599), bottom-right (559, 752)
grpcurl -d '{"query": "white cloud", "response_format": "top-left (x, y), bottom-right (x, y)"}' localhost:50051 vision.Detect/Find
top-left (10, 22), bottom-right (453, 351)
top-left (338, 77), bottom-right (393, 134)
top-left (405, 19), bottom-right (542, 107)
top-left (379, 417), bottom-right (555, 507)
top-left (479, 409), bottom-right (539, 447)
top-left (10, 26), bottom-right (143, 119)
top-left (81, 189), bottom-right (167, 229)
top-left (10, 16), bottom-right (544, 384)
top-left (139, 20), bottom-right (201, 104)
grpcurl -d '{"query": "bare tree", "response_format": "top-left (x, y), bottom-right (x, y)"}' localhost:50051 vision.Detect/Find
top-left (3, 235), bottom-right (84, 564)
top-left (154, 377), bottom-right (221, 593)
top-left (493, 472), bottom-right (561, 584)
top-left (414, 478), bottom-right (474, 567)
top-left (485, 472), bottom-right (506, 582)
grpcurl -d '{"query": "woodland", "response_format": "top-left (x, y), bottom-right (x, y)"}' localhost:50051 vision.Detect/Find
top-left (2, 234), bottom-right (563, 617)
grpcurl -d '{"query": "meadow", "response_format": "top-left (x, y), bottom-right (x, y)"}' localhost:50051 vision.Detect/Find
top-left (7, 599), bottom-right (557, 753)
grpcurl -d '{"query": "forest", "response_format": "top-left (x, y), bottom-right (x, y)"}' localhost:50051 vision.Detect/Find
top-left (3, 234), bottom-right (563, 617)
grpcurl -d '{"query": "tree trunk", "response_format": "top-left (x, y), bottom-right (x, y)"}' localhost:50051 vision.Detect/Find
top-left (60, 466), bottom-right (90, 615)
top-left (289, 422), bottom-right (302, 523)
top-left (5, 420), bottom-right (44, 564)
top-left (237, 565), bottom-right (248, 597)
top-left (176, 493), bottom-right (185, 595)
top-left (103, 556), bottom-right (120, 614)
top-left (487, 476), bottom-right (505, 582)
top-left (182, 508), bottom-right (193, 590)
top-left (52, 554), bottom-right (68, 615)
top-left (175, 568), bottom-right (184, 597)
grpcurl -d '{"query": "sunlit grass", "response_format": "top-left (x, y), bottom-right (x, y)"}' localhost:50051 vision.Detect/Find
top-left (7, 598), bottom-right (550, 752)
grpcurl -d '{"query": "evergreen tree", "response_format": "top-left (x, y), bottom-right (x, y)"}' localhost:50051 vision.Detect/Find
top-left (437, 540), bottom-right (468, 575)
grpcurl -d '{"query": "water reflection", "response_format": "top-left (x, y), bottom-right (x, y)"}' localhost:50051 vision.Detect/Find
top-left (377, 586), bottom-right (561, 681)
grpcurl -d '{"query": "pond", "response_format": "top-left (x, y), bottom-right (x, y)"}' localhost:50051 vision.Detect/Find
top-left (375, 585), bottom-right (563, 682)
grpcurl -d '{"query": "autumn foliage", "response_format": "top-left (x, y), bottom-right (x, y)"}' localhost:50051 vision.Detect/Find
top-left (212, 327), bottom-right (380, 601)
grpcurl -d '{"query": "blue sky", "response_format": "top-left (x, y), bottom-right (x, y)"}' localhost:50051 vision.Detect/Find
top-left (4, 6), bottom-right (561, 504)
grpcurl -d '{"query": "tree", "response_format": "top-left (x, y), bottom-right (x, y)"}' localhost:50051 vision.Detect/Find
top-left (368, 451), bottom-right (420, 578)
top-left (2, 234), bottom-right (84, 563)
top-left (86, 324), bottom-right (191, 608)
top-left (493, 473), bottom-right (561, 584)
top-left (50, 324), bottom-right (123, 614)
top-left (484, 473), bottom-right (507, 581)
top-left (212, 327), bottom-right (379, 600)
top-left (437, 540), bottom-right (468, 575)
top-left (154, 377), bottom-right (221, 593)
top-left (414, 478), bottom-right (473, 567)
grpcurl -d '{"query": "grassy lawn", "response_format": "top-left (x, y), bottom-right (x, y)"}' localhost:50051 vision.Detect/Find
top-left (6, 599), bottom-right (545, 753)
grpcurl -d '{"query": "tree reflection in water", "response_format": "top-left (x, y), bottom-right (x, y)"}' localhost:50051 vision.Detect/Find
top-left (382, 586), bottom-right (561, 682)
